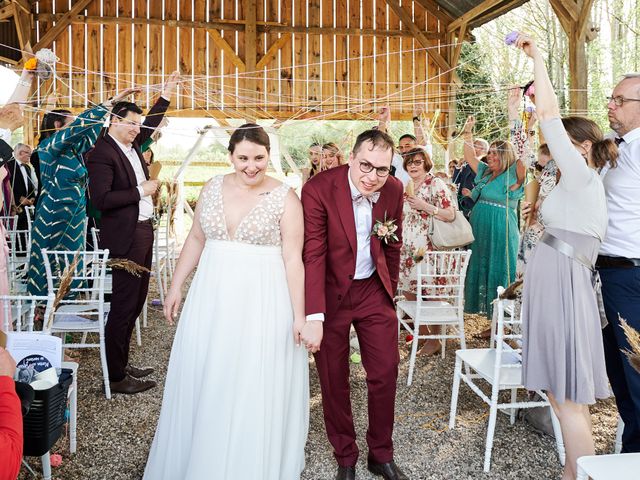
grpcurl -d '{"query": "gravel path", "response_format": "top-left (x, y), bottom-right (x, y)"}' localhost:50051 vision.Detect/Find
top-left (19, 280), bottom-right (619, 480)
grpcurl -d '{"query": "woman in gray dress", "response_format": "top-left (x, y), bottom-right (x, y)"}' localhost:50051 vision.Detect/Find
top-left (514, 34), bottom-right (617, 480)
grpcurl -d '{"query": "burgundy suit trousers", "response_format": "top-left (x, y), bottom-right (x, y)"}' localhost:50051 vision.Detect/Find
top-left (314, 272), bottom-right (399, 467)
top-left (105, 222), bottom-right (154, 382)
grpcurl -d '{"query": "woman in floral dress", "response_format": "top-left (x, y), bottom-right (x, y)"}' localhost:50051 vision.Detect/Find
top-left (399, 147), bottom-right (455, 355)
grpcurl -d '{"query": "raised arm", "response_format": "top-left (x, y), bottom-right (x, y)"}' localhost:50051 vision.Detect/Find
top-left (163, 181), bottom-right (209, 324)
top-left (136, 71), bottom-right (178, 146)
top-left (507, 87), bottom-right (529, 187)
top-left (515, 33), bottom-right (591, 190)
top-left (377, 106), bottom-right (391, 133)
top-left (462, 116), bottom-right (481, 173)
top-left (38, 104), bottom-right (109, 157)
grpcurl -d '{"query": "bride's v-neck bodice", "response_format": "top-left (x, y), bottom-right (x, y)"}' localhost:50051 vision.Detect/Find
top-left (198, 175), bottom-right (290, 246)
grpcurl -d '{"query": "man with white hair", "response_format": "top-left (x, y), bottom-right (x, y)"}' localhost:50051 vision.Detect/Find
top-left (598, 72), bottom-right (640, 453)
top-left (6, 143), bottom-right (36, 233)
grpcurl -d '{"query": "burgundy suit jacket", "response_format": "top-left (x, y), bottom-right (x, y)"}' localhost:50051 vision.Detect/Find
top-left (302, 164), bottom-right (404, 320)
top-left (87, 97), bottom-right (169, 256)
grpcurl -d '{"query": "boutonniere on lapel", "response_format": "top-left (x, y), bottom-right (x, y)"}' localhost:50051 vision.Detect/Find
top-left (371, 214), bottom-right (399, 244)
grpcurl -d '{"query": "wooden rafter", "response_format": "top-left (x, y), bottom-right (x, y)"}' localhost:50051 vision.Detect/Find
top-left (31, 0), bottom-right (94, 52)
top-left (0, 2), bottom-right (15, 20)
top-left (35, 13), bottom-right (446, 40)
top-left (450, 23), bottom-right (467, 68)
top-left (12, 0), bottom-right (31, 14)
top-left (413, 0), bottom-right (453, 25)
top-left (448, 0), bottom-right (526, 32)
top-left (384, 0), bottom-right (451, 72)
top-left (256, 33), bottom-right (292, 70)
top-left (577, 0), bottom-right (595, 38)
top-left (208, 29), bottom-right (246, 72)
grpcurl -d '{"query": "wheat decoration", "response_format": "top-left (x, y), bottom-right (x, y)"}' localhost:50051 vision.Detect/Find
top-left (45, 253), bottom-right (80, 331)
top-left (107, 258), bottom-right (151, 277)
top-left (621, 317), bottom-right (640, 375)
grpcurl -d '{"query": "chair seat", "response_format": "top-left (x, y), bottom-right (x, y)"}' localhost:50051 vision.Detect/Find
top-left (397, 300), bottom-right (460, 324)
top-left (577, 453), bottom-right (640, 479)
top-left (50, 305), bottom-right (106, 331)
top-left (456, 348), bottom-right (523, 388)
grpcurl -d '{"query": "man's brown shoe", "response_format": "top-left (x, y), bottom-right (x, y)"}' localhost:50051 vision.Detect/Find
top-left (125, 365), bottom-right (154, 378)
top-left (110, 375), bottom-right (156, 394)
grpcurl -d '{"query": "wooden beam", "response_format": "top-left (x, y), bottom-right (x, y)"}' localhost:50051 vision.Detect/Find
top-left (13, 3), bottom-right (33, 52)
top-left (244, 0), bottom-right (258, 122)
top-left (31, 0), bottom-right (94, 51)
top-left (35, 14), bottom-right (446, 40)
top-left (471, 0), bottom-right (529, 28)
top-left (0, 55), bottom-right (18, 65)
top-left (448, 0), bottom-right (503, 32)
top-left (12, 0), bottom-right (31, 14)
top-left (256, 32), bottom-right (291, 70)
top-left (0, 2), bottom-right (15, 20)
top-left (208, 29), bottom-right (246, 72)
top-left (450, 23), bottom-right (467, 68)
top-left (577, 0), bottom-right (595, 38)
top-left (412, 0), bottom-right (453, 25)
top-left (549, 0), bottom-right (578, 28)
top-left (384, 0), bottom-right (451, 72)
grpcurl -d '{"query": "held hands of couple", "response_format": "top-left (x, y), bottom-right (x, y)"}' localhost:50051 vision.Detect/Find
top-left (294, 320), bottom-right (323, 353)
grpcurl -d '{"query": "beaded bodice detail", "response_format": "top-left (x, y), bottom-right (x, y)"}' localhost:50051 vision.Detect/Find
top-left (199, 175), bottom-right (290, 246)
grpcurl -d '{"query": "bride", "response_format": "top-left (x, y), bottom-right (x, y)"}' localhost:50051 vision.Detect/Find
top-left (144, 124), bottom-right (320, 480)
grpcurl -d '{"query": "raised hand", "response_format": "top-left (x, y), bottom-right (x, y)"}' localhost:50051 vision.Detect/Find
top-left (463, 115), bottom-right (476, 135)
top-left (162, 71), bottom-right (181, 98)
top-left (507, 86), bottom-right (522, 119)
top-left (514, 33), bottom-right (540, 59)
top-left (111, 87), bottom-right (142, 104)
top-left (379, 106), bottom-right (391, 124)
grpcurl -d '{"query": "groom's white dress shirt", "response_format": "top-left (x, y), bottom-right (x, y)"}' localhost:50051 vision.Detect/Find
top-left (306, 169), bottom-right (377, 323)
top-left (109, 134), bottom-right (153, 221)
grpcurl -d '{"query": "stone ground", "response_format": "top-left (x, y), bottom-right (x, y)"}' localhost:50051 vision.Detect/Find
top-left (19, 279), bottom-right (619, 480)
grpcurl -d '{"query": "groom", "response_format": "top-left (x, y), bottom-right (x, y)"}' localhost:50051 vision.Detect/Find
top-left (302, 129), bottom-right (406, 480)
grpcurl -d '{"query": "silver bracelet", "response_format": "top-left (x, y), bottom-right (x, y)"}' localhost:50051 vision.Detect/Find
top-left (17, 79), bottom-right (31, 87)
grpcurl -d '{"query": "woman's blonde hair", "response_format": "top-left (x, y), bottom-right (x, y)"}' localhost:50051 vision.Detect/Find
top-left (483, 140), bottom-right (517, 178)
top-left (321, 142), bottom-right (345, 167)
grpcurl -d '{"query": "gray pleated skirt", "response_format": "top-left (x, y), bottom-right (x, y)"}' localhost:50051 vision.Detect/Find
top-left (522, 227), bottom-right (610, 404)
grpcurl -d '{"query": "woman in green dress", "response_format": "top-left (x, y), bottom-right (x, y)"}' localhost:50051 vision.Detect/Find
top-left (28, 89), bottom-right (136, 295)
top-left (461, 116), bottom-right (525, 317)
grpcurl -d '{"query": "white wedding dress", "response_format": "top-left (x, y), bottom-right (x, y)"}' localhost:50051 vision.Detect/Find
top-left (144, 176), bottom-right (309, 480)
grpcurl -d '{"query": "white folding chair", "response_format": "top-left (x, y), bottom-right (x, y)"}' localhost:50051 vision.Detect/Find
top-left (0, 294), bottom-right (54, 332)
top-left (615, 416), bottom-right (624, 454)
top-left (91, 228), bottom-right (142, 343)
top-left (42, 249), bottom-right (112, 398)
top-left (576, 453), bottom-right (640, 480)
top-left (152, 211), bottom-right (175, 305)
top-left (449, 286), bottom-right (565, 472)
top-left (397, 250), bottom-right (472, 385)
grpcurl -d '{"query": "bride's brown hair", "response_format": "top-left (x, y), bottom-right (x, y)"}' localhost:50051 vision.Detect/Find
top-left (228, 123), bottom-right (271, 154)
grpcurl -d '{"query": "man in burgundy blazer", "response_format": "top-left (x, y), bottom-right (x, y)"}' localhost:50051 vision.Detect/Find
top-left (302, 129), bottom-right (407, 480)
top-left (87, 78), bottom-right (175, 395)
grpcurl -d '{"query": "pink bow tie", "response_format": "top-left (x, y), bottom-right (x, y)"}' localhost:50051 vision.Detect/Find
top-left (352, 191), bottom-right (380, 206)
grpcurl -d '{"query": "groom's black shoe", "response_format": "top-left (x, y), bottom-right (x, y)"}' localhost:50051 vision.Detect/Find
top-left (125, 364), bottom-right (154, 378)
top-left (109, 375), bottom-right (156, 394)
top-left (367, 460), bottom-right (408, 480)
top-left (335, 465), bottom-right (356, 480)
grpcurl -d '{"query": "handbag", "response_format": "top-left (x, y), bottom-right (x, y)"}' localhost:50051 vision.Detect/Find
top-left (428, 210), bottom-right (475, 250)
top-left (427, 182), bottom-right (474, 250)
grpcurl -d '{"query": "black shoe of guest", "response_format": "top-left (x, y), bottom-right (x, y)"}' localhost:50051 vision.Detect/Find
top-left (125, 364), bottom-right (154, 378)
top-left (367, 459), bottom-right (408, 480)
top-left (109, 375), bottom-right (156, 394)
top-left (335, 465), bottom-right (356, 480)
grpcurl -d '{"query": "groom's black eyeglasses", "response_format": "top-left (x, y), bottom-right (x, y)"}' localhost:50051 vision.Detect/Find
top-left (359, 161), bottom-right (390, 177)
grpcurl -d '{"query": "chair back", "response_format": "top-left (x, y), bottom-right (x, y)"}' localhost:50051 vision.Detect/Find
top-left (3, 216), bottom-right (31, 288)
top-left (0, 214), bottom-right (17, 230)
top-left (42, 249), bottom-right (109, 308)
top-left (416, 250), bottom-right (472, 320)
top-left (0, 294), bottom-right (55, 332)
top-left (90, 227), bottom-right (100, 252)
top-left (493, 287), bottom-right (523, 385)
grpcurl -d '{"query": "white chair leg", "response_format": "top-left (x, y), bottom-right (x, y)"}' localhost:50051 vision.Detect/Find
top-left (440, 324), bottom-right (446, 359)
top-left (510, 389), bottom-right (517, 424)
top-left (99, 338), bottom-right (111, 400)
top-left (407, 320), bottom-right (420, 386)
top-left (549, 406), bottom-right (565, 466)
top-left (449, 355), bottom-right (463, 429)
top-left (615, 416), bottom-right (624, 454)
top-left (142, 299), bottom-right (148, 328)
top-left (70, 372), bottom-right (77, 454)
top-left (489, 306), bottom-right (498, 348)
top-left (41, 452), bottom-right (51, 480)
top-left (155, 261), bottom-right (165, 305)
top-left (81, 332), bottom-right (88, 344)
top-left (135, 317), bottom-right (142, 346)
top-left (483, 399), bottom-right (499, 472)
